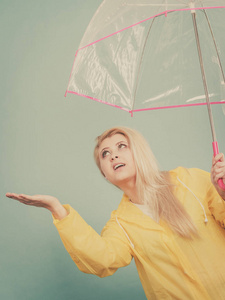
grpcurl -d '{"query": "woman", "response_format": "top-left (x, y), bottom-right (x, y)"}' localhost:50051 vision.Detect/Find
top-left (6, 126), bottom-right (225, 300)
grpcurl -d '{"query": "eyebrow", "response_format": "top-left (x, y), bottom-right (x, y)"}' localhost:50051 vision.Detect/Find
top-left (100, 140), bottom-right (128, 154)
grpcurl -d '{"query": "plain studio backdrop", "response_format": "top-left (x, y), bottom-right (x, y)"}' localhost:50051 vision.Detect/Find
top-left (1, 1), bottom-right (225, 299)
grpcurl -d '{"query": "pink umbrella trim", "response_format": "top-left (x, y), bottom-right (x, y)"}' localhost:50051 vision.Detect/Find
top-left (76, 5), bottom-right (225, 51)
top-left (65, 4), bottom-right (225, 117)
top-left (66, 89), bottom-right (225, 117)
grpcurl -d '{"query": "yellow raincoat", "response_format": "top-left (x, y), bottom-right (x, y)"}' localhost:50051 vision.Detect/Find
top-left (53, 167), bottom-right (225, 299)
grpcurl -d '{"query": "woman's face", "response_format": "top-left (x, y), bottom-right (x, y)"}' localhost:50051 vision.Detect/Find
top-left (98, 134), bottom-right (136, 188)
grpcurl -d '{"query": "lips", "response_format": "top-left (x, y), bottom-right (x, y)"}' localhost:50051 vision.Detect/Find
top-left (113, 163), bottom-right (125, 170)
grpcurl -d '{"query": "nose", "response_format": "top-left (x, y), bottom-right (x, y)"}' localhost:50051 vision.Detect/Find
top-left (110, 155), bottom-right (118, 161)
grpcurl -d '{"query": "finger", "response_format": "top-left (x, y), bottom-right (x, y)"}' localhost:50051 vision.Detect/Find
top-left (220, 153), bottom-right (224, 162)
top-left (213, 166), bottom-right (225, 176)
top-left (19, 194), bottom-right (46, 202)
top-left (212, 153), bottom-right (222, 162)
top-left (213, 153), bottom-right (224, 165)
top-left (213, 161), bottom-right (225, 172)
top-left (17, 195), bottom-right (38, 206)
top-left (212, 169), bottom-right (225, 183)
top-left (6, 193), bottom-right (24, 200)
top-left (19, 194), bottom-right (32, 199)
top-left (6, 192), bottom-right (17, 198)
top-left (214, 169), bottom-right (225, 180)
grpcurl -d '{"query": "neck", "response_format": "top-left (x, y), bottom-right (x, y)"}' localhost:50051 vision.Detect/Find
top-left (119, 181), bottom-right (142, 204)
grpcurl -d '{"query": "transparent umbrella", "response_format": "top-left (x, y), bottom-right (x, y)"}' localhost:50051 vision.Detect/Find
top-left (65, 0), bottom-right (225, 188)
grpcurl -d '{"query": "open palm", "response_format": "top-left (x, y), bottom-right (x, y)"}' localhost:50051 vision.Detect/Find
top-left (6, 193), bottom-right (58, 209)
top-left (6, 193), bottom-right (68, 220)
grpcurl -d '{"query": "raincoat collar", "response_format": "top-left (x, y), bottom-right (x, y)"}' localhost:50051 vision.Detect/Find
top-left (112, 167), bottom-right (208, 231)
top-left (112, 193), bottom-right (165, 232)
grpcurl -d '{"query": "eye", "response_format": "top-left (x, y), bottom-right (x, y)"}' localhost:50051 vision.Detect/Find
top-left (118, 143), bottom-right (127, 149)
top-left (102, 150), bottom-right (110, 158)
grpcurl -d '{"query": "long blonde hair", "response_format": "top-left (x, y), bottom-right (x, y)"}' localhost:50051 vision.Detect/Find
top-left (94, 126), bottom-right (197, 238)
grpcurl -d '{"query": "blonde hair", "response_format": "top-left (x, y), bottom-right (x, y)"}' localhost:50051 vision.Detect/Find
top-left (94, 126), bottom-right (197, 238)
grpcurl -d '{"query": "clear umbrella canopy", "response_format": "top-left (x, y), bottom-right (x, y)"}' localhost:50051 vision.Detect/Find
top-left (66, 0), bottom-right (225, 114)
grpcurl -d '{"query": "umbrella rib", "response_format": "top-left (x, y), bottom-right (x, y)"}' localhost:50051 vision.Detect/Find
top-left (191, 10), bottom-right (217, 142)
top-left (203, 9), bottom-right (225, 84)
top-left (131, 17), bottom-right (156, 113)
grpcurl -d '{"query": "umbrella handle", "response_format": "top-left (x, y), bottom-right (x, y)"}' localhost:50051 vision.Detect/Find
top-left (212, 141), bottom-right (225, 190)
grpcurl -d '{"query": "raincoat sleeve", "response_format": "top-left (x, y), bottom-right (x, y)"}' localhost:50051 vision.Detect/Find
top-left (53, 205), bottom-right (133, 277)
top-left (206, 180), bottom-right (225, 228)
top-left (189, 168), bottom-right (225, 228)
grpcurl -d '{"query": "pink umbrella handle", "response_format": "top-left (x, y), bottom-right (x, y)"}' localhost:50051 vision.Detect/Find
top-left (212, 141), bottom-right (225, 190)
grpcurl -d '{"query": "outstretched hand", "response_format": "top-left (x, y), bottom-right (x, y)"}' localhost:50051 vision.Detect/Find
top-left (6, 193), bottom-right (68, 220)
top-left (211, 153), bottom-right (225, 199)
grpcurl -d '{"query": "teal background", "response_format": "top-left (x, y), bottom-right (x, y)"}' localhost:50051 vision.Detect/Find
top-left (1, 1), bottom-right (225, 299)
